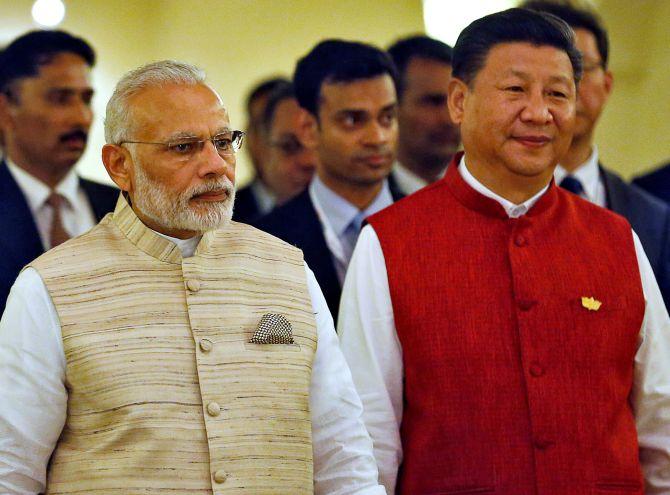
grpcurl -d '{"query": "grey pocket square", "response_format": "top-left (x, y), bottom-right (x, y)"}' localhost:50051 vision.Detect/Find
top-left (249, 313), bottom-right (294, 344)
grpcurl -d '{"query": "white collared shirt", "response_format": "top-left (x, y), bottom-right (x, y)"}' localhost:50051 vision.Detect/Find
top-left (0, 231), bottom-right (385, 495)
top-left (391, 161), bottom-right (446, 196)
top-left (6, 159), bottom-right (97, 250)
top-left (554, 146), bottom-right (606, 207)
top-left (249, 178), bottom-right (277, 216)
top-left (309, 176), bottom-right (394, 285)
top-left (337, 155), bottom-right (670, 495)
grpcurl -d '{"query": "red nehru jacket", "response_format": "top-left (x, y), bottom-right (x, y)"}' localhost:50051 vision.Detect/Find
top-left (368, 154), bottom-right (645, 495)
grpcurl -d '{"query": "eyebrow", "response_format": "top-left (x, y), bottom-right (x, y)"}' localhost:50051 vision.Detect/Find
top-left (505, 70), bottom-right (572, 86)
top-left (165, 127), bottom-right (232, 141)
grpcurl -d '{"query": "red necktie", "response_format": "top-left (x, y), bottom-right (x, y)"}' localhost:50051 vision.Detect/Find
top-left (46, 192), bottom-right (71, 248)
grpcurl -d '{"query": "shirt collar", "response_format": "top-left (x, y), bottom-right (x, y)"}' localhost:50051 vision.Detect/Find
top-left (310, 175), bottom-right (394, 236)
top-left (154, 231), bottom-right (202, 258)
top-left (459, 154), bottom-right (549, 218)
top-left (554, 146), bottom-right (600, 201)
top-left (5, 157), bottom-right (81, 213)
top-left (249, 178), bottom-right (276, 215)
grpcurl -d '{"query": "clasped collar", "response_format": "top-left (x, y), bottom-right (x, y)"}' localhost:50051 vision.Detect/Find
top-left (112, 194), bottom-right (218, 264)
top-left (444, 151), bottom-right (558, 219)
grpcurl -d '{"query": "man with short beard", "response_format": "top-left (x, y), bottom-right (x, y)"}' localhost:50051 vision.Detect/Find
top-left (0, 61), bottom-right (384, 495)
top-left (0, 30), bottom-right (118, 312)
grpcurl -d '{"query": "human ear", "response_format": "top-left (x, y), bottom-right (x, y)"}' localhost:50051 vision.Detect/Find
top-left (102, 144), bottom-right (133, 192)
top-left (448, 77), bottom-right (468, 125)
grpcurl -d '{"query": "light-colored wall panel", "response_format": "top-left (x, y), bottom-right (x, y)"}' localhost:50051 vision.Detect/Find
top-left (595, 0), bottom-right (670, 178)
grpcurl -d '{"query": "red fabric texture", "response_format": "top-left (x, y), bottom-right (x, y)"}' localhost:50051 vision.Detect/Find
top-left (368, 154), bottom-right (646, 495)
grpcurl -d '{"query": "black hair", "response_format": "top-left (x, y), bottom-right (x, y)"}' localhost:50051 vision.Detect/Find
top-left (521, 0), bottom-right (609, 68)
top-left (293, 39), bottom-right (399, 117)
top-left (245, 76), bottom-right (291, 117)
top-left (452, 8), bottom-right (582, 86)
top-left (387, 35), bottom-right (453, 98)
top-left (0, 30), bottom-right (95, 98)
top-left (260, 81), bottom-right (295, 135)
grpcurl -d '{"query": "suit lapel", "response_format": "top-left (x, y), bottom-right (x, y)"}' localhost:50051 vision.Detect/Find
top-left (0, 160), bottom-right (44, 263)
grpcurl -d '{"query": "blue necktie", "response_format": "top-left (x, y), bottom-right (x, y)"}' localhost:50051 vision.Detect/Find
top-left (342, 212), bottom-right (365, 263)
top-left (560, 175), bottom-right (584, 196)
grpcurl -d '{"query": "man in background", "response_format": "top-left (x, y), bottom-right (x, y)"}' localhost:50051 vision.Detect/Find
top-left (524, 0), bottom-right (670, 307)
top-left (633, 159), bottom-right (670, 204)
top-left (235, 76), bottom-right (315, 223)
top-left (257, 82), bottom-right (318, 214)
top-left (0, 30), bottom-right (118, 311)
top-left (387, 35), bottom-right (460, 195)
top-left (256, 39), bottom-right (404, 323)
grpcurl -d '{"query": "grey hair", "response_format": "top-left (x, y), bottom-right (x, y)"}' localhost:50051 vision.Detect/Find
top-left (104, 60), bottom-right (206, 144)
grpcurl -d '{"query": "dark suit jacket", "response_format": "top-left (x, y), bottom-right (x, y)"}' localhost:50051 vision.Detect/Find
top-left (632, 161), bottom-right (670, 205)
top-left (254, 178), bottom-right (404, 324)
top-left (0, 160), bottom-right (119, 311)
top-left (232, 183), bottom-right (262, 224)
top-left (601, 165), bottom-right (670, 309)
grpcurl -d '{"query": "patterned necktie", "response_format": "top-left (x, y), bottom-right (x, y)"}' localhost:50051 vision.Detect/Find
top-left (342, 212), bottom-right (365, 263)
top-left (46, 192), bottom-right (71, 248)
top-left (559, 175), bottom-right (585, 196)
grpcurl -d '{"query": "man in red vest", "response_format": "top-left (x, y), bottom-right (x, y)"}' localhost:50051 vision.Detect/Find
top-left (338, 8), bottom-right (670, 495)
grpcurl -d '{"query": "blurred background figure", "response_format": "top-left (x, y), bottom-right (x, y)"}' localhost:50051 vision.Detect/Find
top-left (233, 76), bottom-right (291, 223)
top-left (524, 0), bottom-right (670, 308)
top-left (0, 29), bottom-right (117, 312)
top-left (258, 82), bottom-right (318, 210)
top-left (256, 39), bottom-right (404, 323)
top-left (387, 35), bottom-right (460, 195)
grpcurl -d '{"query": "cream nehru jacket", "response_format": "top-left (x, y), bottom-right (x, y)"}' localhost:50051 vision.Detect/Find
top-left (29, 195), bottom-right (317, 494)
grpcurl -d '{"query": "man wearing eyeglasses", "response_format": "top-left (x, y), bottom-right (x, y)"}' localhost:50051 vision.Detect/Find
top-left (0, 30), bottom-right (118, 313)
top-left (257, 82), bottom-right (318, 211)
top-left (523, 1), bottom-right (670, 309)
top-left (0, 60), bottom-right (385, 495)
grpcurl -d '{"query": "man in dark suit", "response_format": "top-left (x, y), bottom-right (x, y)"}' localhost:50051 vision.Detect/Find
top-left (234, 77), bottom-right (315, 224)
top-left (524, 1), bottom-right (670, 308)
top-left (633, 160), bottom-right (670, 204)
top-left (387, 35), bottom-right (460, 196)
top-left (256, 40), bottom-right (403, 322)
top-left (0, 30), bottom-right (118, 311)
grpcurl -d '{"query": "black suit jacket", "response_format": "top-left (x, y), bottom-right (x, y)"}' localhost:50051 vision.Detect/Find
top-left (601, 165), bottom-right (670, 309)
top-left (0, 160), bottom-right (119, 311)
top-left (254, 179), bottom-right (404, 324)
top-left (632, 161), bottom-right (670, 205)
top-left (232, 183), bottom-right (262, 224)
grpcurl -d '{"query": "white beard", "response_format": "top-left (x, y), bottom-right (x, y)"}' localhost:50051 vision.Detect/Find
top-left (132, 160), bottom-right (236, 234)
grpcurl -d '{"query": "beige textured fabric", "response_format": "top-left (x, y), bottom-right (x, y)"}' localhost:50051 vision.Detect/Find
top-left (30, 195), bottom-right (317, 494)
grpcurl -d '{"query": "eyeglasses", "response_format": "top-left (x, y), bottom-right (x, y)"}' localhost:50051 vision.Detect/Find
top-left (270, 135), bottom-right (306, 157)
top-left (119, 130), bottom-right (245, 157)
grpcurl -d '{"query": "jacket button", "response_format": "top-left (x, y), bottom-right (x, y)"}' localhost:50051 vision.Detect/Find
top-left (199, 338), bottom-right (213, 353)
top-left (207, 401), bottom-right (221, 417)
top-left (533, 438), bottom-right (554, 450)
top-left (514, 235), bottom-right (527, 247)
top-left (213, 469), bottom-right (228, 483)
top-left (186, 279), bottom-right (201, 292)
top-left (529, 363), bottom-right (545, 377)
top-left (518, 299), bottom-right (536, 311)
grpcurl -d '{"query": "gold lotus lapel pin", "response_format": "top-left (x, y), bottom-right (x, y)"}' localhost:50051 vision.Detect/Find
top-left (581, 296), bottom-right (602, 311)
top-left (249, 313), bottom-right (295, 344)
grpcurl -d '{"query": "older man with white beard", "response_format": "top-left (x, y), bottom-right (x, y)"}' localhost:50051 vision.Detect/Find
top-left (0, 61), bottom-right (385, 495)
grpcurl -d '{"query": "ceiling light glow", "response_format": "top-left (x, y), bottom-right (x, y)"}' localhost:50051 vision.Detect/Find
top-left (32, 0), bottom-right (66, 28)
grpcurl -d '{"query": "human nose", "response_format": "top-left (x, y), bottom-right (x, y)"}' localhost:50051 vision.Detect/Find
top-left (69, 98), bottom-right (93, 128)
top-left (362, 120), bottom-right (392, 146)
top-left (198, 140), bottom-right (235, 179)
top-left (520, 90), bottom-right (552, 124)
